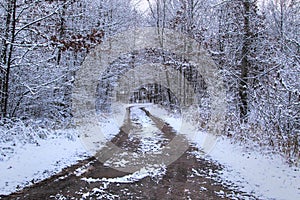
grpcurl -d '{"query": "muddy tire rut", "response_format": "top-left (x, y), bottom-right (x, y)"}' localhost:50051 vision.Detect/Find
top-left (0, 107), bottom-right (257, 200)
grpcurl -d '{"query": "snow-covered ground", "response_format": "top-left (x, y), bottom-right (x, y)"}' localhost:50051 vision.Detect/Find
top-left (207, 139), bottom-right (300, 200)
top-left (0, 103), bottom-right (299, 200)
top-left (79, 164), bottom-right (166, 199)
top-left (0, 129), bottom-right (89, 195)
top-left (147, 104), bottom-right (300, 200)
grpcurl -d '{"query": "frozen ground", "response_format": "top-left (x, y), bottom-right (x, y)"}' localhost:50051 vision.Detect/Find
top-left (0, 129), bottom-right (89, 195)
top-left (147, 104), bottom-right (300, 200)
top-left (206, 138), bottom-right (300, 200)
top-left (0, 103), bottom-right (299, 200)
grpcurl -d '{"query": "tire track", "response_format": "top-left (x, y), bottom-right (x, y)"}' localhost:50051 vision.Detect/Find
top-left (0, 106), bottom-right (258, 200)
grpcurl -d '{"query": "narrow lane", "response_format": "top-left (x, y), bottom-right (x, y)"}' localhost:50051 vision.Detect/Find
top-left (0, 106), bottom-right (257, 200)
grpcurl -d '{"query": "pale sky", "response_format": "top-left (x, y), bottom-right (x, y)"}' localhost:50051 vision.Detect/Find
top-left (132, 0), bottom-right (152, 13)
top-left (132, 0), bottom-right (267, 14)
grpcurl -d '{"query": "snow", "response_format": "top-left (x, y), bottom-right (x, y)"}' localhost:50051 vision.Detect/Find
top-left (74, 160), bottom-right (94, 177)
top-left (146, 104), bottom-right (300, 200)
top-left (130, 106), bottom-right (167, 153)
top-left (0, 103), bottom-right (299, 200)
top-left (82, 164), bottom-right (166, 184)
top-left (81, 187), bottom-right (119, 199)
top-left (0, 130), bottom-right (89, 195)
top-left (207, 138), bottom-right (300, 200)
top-left (80, 163), bottom-right (166, 199)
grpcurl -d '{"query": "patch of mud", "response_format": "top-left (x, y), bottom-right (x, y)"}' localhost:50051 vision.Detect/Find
top-left (0, 106), bottom-right (258, 200)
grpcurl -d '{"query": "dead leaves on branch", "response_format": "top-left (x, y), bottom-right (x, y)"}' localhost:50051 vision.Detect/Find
top-left (50, 29), bottom-right (104, 52)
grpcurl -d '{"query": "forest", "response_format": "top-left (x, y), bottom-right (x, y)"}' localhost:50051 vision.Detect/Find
top-left (0, 0), bottom-right (299, 165)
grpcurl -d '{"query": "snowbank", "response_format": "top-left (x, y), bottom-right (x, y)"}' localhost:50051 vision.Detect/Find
top-left (146, 104), bottom-right (300, 200)
top-left (1, 104), bottom-right (299, 200)
top-left (0, 129), bottom-right (89, 195)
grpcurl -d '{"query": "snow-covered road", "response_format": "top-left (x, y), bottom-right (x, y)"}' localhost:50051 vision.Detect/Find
top-left (0, 104), bottom-right (299, 199)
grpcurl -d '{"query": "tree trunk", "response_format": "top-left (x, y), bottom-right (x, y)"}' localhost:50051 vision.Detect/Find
top-left (239, 0), bottom-right (251, 122)
top-left (57, 3), bottom-right (67, 65)
top-left (0, 0), bottom-right (17, 119)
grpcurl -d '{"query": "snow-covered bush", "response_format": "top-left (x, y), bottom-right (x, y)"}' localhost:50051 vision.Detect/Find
top-left (0, 118), bottom-right (76, 162)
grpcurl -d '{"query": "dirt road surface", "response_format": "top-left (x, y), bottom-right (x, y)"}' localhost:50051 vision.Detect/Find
top-left (0, 107), bottom-right (257, 199)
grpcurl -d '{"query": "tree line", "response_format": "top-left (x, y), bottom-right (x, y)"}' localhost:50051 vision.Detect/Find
top-left (0, 0), bottom-right (299, 163)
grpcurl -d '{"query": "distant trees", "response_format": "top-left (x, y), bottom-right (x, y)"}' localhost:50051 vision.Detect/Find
top-left (212, 0), bottom-right (299, 160)
top-left (0, 0), bottom-right (76, 121)
top-left (0, 0), bottom-right (137, 123)
top-left (257, 0), bottom-right (300, 160)
top-left (0, 0), bottom-right (298, 162)
top-left (145, 0), bottom-right (299, 161)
